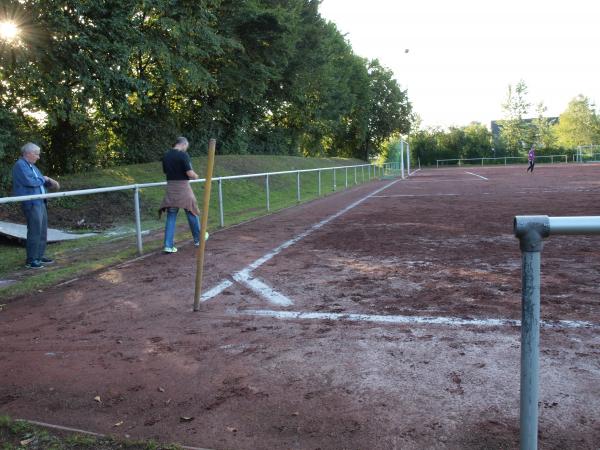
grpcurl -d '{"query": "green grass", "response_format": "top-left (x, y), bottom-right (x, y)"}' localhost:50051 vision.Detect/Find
top-left (0, 155), bottom-right (379, 300)
top-left (0, 415), bottom-right (184, 449)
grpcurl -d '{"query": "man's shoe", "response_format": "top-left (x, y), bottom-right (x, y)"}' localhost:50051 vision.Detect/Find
top-left (40, 257), bottom-right (54, 264)
top-left (163, 247), bottom-right (178, 253)
top-left (194, 241), bottom-right (200, 247)
top-left (25, 260), bottom-right (45, 269)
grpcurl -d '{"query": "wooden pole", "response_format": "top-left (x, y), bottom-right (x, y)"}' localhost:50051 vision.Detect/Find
top-left (193, 139), bottom-right (216, 311)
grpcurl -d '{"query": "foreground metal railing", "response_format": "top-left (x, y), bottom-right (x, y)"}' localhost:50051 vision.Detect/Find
top-left (1, 162), bottom-right (399, 255)
top-left (436, 155), bottom-right (568, 168)
top-left (514, 215), bottom-right (600, 450)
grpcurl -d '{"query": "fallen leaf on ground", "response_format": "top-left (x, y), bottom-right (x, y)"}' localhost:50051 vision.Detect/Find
top-left (20, 437), bottom-right (35, 445)
top-left (157, 387), bottom-right (165, 392)
top-left (113, 421), bottom-right (124, 427)
top-left (180, 416), bottom-right (194, 422)
top-left (227, 426), bottom-right (238, 433)
top-left (94, 396), bottom-right (101, 403)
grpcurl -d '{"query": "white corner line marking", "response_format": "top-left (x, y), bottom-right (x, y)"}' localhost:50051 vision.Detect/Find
top-left (202, 179), bottom-right (401, 302)
top-left (233, 272), bottom-right (293, 306)
top-left (465, 171), bottom-right (489, 180)
top-left (231, 309), bottom-right (598, 329)
top-left (200, 280), bottom-right (233, 302)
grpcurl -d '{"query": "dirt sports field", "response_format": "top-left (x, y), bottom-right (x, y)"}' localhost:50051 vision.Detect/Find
top-left (1, 164), bottom-right (600, 449)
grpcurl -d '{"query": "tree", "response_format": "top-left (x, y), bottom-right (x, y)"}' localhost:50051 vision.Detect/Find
top-left (499, 80), bottom-right (531, 155)
top-left (553, 95), bottom-right (600, 148)
top-left (531, 102), bottom-right (556, 150)
top-left (363, 60), bottom-right (411, 160)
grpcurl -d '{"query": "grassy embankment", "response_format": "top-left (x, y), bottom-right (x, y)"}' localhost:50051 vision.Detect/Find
top-left (0, 155), bottom-right (377, 299)
top-left (0, 415), bottom-right (184, 449)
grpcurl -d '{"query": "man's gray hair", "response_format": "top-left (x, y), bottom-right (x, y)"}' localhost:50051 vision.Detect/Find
top-left (174, 136), bottom-right (188, 147)
top-left (21, 142), bottom-right (41, 155)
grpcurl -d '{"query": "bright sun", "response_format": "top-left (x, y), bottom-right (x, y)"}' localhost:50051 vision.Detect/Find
top-left (0, 21), bottom-right (19, 42)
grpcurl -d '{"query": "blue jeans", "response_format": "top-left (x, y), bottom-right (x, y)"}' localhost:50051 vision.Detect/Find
top-left (163, 207), bottom-right (200, 248)
top-left (22, 201), bottom-right (48, 264)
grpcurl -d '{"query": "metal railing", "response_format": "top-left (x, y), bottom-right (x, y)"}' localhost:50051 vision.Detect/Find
top-left (436, 155), bottom-right (568, 168)
top-left (514, 215), bottom-right (600, 450)
top-left (1, 162), bottom-right (398, 255)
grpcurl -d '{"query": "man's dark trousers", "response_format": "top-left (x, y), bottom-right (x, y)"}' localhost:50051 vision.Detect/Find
top-left (23, 201), bottom-right (47, 264)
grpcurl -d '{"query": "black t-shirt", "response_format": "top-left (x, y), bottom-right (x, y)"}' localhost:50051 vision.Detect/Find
top-left (162, 149), bottom-right (193, 180)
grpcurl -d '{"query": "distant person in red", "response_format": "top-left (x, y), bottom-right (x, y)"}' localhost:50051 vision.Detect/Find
top-left (527, 145), bottom-right (535, 173)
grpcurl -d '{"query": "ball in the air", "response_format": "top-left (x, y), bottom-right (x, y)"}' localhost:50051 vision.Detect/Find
top-left (205, 231), bottom-right (209, 241)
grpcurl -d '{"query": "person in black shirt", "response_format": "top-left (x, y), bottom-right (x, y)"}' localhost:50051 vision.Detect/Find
top-left (158, 137), bottom-right (200, 253)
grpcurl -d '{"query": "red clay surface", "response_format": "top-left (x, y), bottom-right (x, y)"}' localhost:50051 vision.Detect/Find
top-left (1, 164), bottom-right (600, 449)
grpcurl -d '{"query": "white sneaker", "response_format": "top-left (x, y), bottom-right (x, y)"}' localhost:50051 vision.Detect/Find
top-left (163, 246), bottom-right (178, 253)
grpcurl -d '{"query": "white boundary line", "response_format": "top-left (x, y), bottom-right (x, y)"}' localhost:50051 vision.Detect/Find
top-left (393, 179), bottom-right (486, 183)
top-left (372, 193), bottom-right (460, 198)
top-left (231, 309), bottom-right (598, 329)
top-left (202, 179), bottom-right (401, 303)
top-left (464, 171), bottom-right (489, 180)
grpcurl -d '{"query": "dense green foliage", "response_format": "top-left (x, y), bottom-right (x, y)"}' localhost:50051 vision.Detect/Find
top-left (409, 81), bottom-right (600, 166)
top-left (0, 0), bottom-right (411, 190)
top-left (554, 95), bottom-right (600, 148)
top-left (410, 123), bottom-right (493, 166)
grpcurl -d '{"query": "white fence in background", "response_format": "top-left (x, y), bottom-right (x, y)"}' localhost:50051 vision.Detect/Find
top-left (436, 155), bottom-right (568, 168)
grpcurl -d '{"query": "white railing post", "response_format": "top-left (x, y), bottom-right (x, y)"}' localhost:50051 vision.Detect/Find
top-left (318, 169), bottom-right (321, 196)
top-left (345, 167), bottom-right (348, 188)
top-left (333, 168), bottom-right (336, 191)
top-left (296, 171), bottom-right (301, 203)
top-left (354, 166), bottom-right (357, 184)
top-left (134, 186), bottom-right (143, 256)
top-left (265, 174), bottom-right (270, 212)
top-left (218, 178), bottom-right (225, 227)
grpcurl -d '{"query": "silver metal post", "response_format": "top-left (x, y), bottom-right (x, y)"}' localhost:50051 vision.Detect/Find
top-left (218, 178), bottom-right (225, 227)
top-left (297, 171), bottom-right (301, 202)
top-left (265, 175), bottom-right (270, 212)
top-left (520, 249), bottom-right (541, 450)
top-left (318, 170), bottom-right (321, 196)
top-left (514, 215), bottom-right (550, 450)
top-left (361, 165), bottom-right (364, 182)
top-left (505, 157), bottom-right (507, 165)
top-left (354, 166), bottom-right (357, 184)
top-left (551, 156), bottom-right (554, 164)
top-left (345, 167), bottom-right (348, 188)
top-left (134, 186), bottom-right (143, 256)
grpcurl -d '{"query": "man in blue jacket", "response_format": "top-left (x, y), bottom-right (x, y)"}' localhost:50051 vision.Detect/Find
top-left (12, 143), bottom-right (60, 269)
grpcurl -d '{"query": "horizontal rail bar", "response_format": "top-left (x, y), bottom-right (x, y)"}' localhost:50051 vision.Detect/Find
top-left (548, 216), bottom-right (600, 235)
top-left (515, 215), bottom-right (600, 237)
top-left (0, 163), bottom-right (383, 205)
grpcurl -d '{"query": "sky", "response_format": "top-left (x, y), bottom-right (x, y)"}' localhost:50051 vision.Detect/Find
top-left (319, 0), bottom-right (600, 129)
